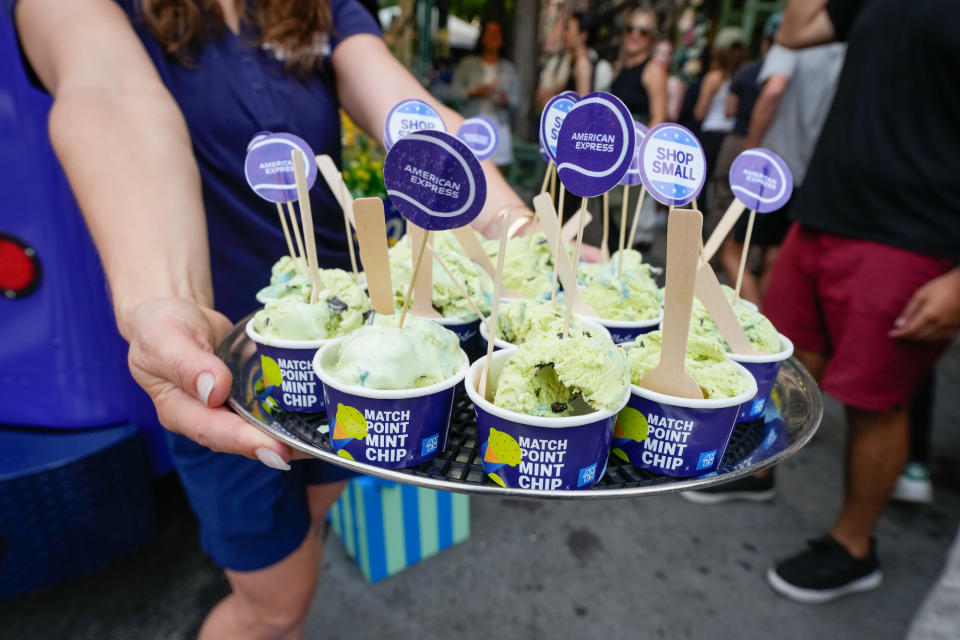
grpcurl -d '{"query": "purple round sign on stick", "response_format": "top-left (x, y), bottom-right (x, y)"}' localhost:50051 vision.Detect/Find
top-left (638, 123), bottom-right (706, 206)
top-left (246, 131), bottom-right (272, 151)
top-left (555, 92), bottom-right (636, 198)
top-left (457, 116), bottom-right (499, 161)
top-left (383, 130), bottom-right (487, 231)
top-left (728, 148), bottom-right (793, 213)
top-left (383, 99), bottom-right (446, 151)
top-left (539, 93), bottom-right (577, 162)
top-left (619, 121), bottom-right (649, 187)
top-left (244, 133), bottom-right (317, 204)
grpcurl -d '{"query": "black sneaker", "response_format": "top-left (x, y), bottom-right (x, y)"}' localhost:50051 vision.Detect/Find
top-left (767, 536), bottom-right (882, 604)
top-left (680, 472), bottom-right (775, 504)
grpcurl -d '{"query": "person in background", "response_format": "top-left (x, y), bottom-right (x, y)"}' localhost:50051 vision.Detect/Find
top-left (449, 19), bottom-right (519, 167)
top-left (715, 22), bottom-right (844, 304)
top-left (700, 15), bottom-right (777, 247)
top-left (655, 39), bottom-right (685, 122)
top-left (536, 11), bottom-right (594, 106)
top-left (693, 26), bottom-right (746, 187)
top-left (610, 6), bottom-right (667, 127)
top-left (764, 0), bottom-right (959, 603)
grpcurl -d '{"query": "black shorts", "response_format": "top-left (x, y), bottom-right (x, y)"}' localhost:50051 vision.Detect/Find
top-left (733, 191), bottom-right (794, 246)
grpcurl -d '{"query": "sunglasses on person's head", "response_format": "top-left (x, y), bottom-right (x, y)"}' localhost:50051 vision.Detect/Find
top-left (626, 25), bottom-right (653, 36)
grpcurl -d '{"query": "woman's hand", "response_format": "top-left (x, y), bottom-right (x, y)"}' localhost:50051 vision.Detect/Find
top-left (124, 298), bottom-right (293, 468)
top-left (889, 269), bottom-right (960, 341)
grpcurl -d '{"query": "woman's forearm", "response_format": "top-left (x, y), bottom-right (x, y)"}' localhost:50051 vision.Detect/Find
top-left (49, 87), bottom-right (212, 337)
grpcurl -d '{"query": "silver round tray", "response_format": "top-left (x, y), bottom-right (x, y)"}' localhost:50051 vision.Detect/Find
top-left (218, 315), bottom-right (822, 499)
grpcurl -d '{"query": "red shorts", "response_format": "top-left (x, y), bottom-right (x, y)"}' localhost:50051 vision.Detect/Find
top-left (763, 224), bottom-right (953, 412)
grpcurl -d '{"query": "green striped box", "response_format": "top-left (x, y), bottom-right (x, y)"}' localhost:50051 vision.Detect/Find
top-left (328, 476), bottom-right (470, 582)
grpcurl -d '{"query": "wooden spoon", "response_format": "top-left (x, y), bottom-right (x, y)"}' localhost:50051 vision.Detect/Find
top-left (532, 193), bottom-right (599, 317)
top-left (407, 222), bottom-right (441, 319)
top-left (639, 209), bottom-right (704, 399)
top-left (352, 198), bottom-right (394, 315)
top-left (694, 263), bottom-right (756, 355)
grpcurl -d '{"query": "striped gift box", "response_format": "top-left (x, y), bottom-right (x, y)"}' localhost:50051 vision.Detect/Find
top-left (328, 476), bottom-right (470, 582)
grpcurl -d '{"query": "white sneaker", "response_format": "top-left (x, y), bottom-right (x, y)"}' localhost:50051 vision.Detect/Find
top-left (891, 462), bottom-right (934, 504)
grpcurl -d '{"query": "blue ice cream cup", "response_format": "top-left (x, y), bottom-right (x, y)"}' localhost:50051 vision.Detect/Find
top-left (726, 333), bottom-right (794, 423)
top-left (613, 359), bottom-right (758, 477)
top-left (245, 319), bottom-right (336, 414)
top-left (464, 349), bottom-right (629, 491)
top-left (312, 340), bottom-right (469, 469)
top-left (478, 316), bottom-right (611, 352)
top-left (579, 311), bottom-right (663, 345)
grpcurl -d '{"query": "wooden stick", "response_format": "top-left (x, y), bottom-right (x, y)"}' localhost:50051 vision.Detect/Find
top-left (291, 150), bottom-right (322, 303)
top-left (600, 191), bottom-right (610, 261)
top-left (398, 228), bottom-right (429, 327)
top-left (285, 200), bottom-right (307, 268)
top-left (617, 185), bottom-right (630, 279)
top-left (692, 198), bottom-right (698, 211)
top-left (353, 198), bottom-right (394, 315)
top-left (701, 199), bottom-right (747, 264)
top-left (429, 244), bottom-right (487, 322)
top-left (695, 263), bottom-right (756, 355)
top-left (550, 183), bottom-right (566, 306)
top-left (734, 209), bottom-right (757, 301)
top-left (539, 160), bottom-right (555, 194)
top-left (480, 213), bottom-right (511, 401)
top-left (408, 223), bottom-right (441, 319)
top-left (339, 179), bottom-right (360, 282)
top-left (549, 163), bottom-right (558, 205)
top-left (626, 186), bottom-right (647, 251)
top-left (563, 197), bottom-right (588, 337)
top-left (533, 193), bottom-right (599, 317)
top-left (275, 202), bottom-right (298, 264)
top-left (316, 154), bottom-right (356, 229)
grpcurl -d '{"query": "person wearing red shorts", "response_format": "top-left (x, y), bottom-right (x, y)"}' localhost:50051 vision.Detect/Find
top-left (688, 0), bottom-right (960, 603)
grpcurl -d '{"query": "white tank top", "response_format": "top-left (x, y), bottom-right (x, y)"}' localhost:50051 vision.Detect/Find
top-left (701, 78), bottom-right (736, 133)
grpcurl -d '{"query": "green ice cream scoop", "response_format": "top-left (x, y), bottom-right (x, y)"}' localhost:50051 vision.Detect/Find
top-left (494, 332), bottom-right (629, 417)
top-left (690, 285), bottom-right (781, 353)
top-left (627, 330), bottom-right (752, 400)
top-left (494, 299), bottom-right (587, 345)
top-left (483, 232), bottom-right (556, 299)
top-left (577, 249), bottom-right (662, 321)
top-left (253, 271), bottom-right (370, 341)
top-left (330, 316), bottom-right (464, 390)
top-left (388, 232), bottom-right (493, 320)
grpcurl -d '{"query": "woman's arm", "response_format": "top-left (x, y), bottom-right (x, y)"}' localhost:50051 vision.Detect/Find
top-left (14, 0), bottom-right (292, 465)
top-left (642, 60), bottom-right (668, 127)
top-left (693, 70), bottom-right (722, 122)
top-left (333, 34), bottom-right (528, 236)
top-left (724, 92), bottom-right (739, 119)
top-left (573, 52), bottom-right (593, 97)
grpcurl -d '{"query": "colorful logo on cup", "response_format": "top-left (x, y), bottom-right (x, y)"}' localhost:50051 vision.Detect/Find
top-left (728, 148), bottom-right (793, 213)
top-left (555, 91), bottom-right (636, 197)
top-left (244, 133), bottom-right (317, 203)
top-left (539, 93), bottom-right (577, 162)
top-left (383, 99), bottom-right (446, 151)
top-left (457, 116), bottom-right (499, 161)
top-left (638, 123), bottom-right (705, 206)
top-left (383, 130), bottom-right (486, 231)
top-left (619, 121), bottom-right (649, 187)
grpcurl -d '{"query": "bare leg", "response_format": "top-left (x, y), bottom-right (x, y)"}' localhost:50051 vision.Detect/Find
top-left (719, 237), bottom-right (762, 304)
top-left (198, 481), bottom-right (348, 640)
top-left (830, 406), bottom-right (909, 558)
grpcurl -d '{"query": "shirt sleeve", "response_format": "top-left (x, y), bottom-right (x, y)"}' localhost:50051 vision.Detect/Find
top-left (329, 0), bottom-right (382, 50)
top-left (826, 0), bottom-right (865, 41)
top-left (758, 44), bottom-right (797, 84)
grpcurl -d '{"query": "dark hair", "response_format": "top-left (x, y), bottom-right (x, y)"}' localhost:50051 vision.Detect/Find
top-left (473, 19), bottom-right (504, 55)
top-left (713, 43), bottom-right (747, 76)
top-left (141, 0), bottom-right (333, 75)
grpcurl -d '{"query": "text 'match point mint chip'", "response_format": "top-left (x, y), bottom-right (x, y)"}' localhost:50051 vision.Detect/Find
top-left (555, 92), bottom-right (636, 198)
top-left (383, 99), bottom-right (446, 151)
top-left (638, 123), bottom-right (706, 206)
top-left (728, 148), bottom-right (794, 213)
top-left (383, 130), bottom-right (487, 231)
top-left (244, 132), bottom-right (317, 204)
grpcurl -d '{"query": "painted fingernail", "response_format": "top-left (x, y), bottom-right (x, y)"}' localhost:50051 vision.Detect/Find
top-left (256, 448), bottom-right (291, 471)
top-left (196, 372), bottom-right (215, 407)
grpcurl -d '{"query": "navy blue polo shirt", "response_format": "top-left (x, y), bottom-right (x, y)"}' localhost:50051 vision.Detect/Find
top-left (7, 0), bottom-right (381, 322)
